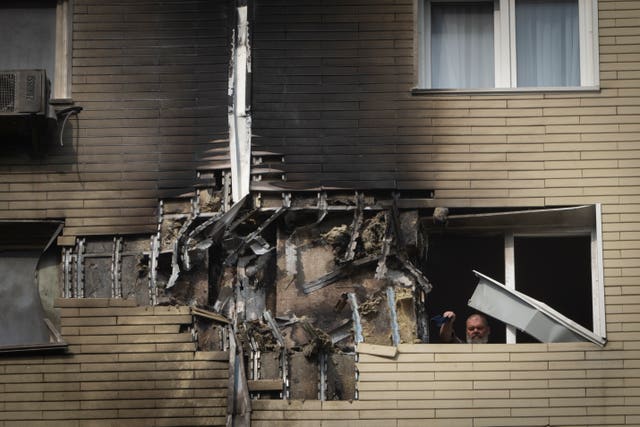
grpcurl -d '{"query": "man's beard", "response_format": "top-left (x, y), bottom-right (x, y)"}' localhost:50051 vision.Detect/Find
top-left (467, 335), bottom-right (489, 344)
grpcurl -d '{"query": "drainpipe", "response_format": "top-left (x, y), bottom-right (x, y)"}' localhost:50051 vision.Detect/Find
top-left (228, 0), bottom-right (252, 202)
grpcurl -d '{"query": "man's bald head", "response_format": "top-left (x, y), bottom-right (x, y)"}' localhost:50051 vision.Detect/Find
top-left (465, 313), bottom-right (490, 344)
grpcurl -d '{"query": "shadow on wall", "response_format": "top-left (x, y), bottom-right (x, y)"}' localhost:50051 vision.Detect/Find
top-left (0, 109), bottom-right (79, 171)
top-left (251, 0), bottom-right (422, 190)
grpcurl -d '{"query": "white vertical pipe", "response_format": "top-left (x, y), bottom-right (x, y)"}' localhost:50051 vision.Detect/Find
top-left (229, 5), bottom-right (252, 202)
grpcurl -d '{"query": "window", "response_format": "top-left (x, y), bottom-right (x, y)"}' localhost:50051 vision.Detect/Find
top-left (417, 0), bottom-right (598, 90)
top-left (430, 2), bottom-right (495, 89)
top-left (0, 221), bottom-right (66, 352)
top-left (423, 205), bottom-right (606, 344)
top-left (0, 0), bottom-right (73, 101)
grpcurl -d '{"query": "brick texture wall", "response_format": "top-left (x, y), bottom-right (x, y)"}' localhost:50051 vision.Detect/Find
top-left (0, 298), bottom-right (228, 427)
top-left (0, 0), bottom-right (230, 238)
top-left (248, 0), bottom-right (640, 425)
top-left (251, 342), bottom-right (635, 427)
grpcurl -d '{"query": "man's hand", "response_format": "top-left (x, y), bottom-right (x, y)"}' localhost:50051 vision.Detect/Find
top-left (439, 310), bottom-right (457, 343)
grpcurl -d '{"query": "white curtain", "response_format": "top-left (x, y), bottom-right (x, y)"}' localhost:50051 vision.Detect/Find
top-left (431, 2), bottom-right (495, 89)
top-left (516, 0), bottom-right (580, 87)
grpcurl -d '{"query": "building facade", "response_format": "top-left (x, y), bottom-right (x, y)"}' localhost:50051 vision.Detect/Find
top-left (0, 0), bottom-right (639, 426)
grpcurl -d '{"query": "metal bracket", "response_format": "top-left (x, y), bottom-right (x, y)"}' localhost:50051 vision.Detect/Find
top-left (386, 286), bottom-right (401, 346)
top-left (62, 247), bottom-right (72, 298)
top-left (348, 293), bottom-right (363, 344)
top-left (319, 353), bottom-right (327, 401)
top-left (75, 238), bottom-right (85, 298)
top-left (317, 191), bottom-right (327, 211)
top-left (343, 193), bottom-right (364, 263)
top-left (375, 211), bottom-right (393, 279)
top-left (282, 192), bottom-right (291, 208)
top-left (149, 233), bottom-right (160, 305)
top-left (223, 171), bottom-right (232, 212)
top-left (166, 215), bottom-right (196, 290)
top-left (263, 310), bottom-right (285, 347)
top-left (111, 236), bottom-right (123, 298)
top-left (157, 199), bottom-right (164, 234)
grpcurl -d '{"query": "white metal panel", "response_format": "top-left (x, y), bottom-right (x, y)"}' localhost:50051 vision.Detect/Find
top-left (469, 270), bottom-right (606, 346)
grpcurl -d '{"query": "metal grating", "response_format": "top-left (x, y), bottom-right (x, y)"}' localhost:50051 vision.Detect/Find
top-left (0, 73), bottom-right (16, 113)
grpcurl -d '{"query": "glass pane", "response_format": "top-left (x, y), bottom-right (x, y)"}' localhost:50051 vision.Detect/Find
top-left (0, 2), bottom-right (56, 87)
top-left (516, 0), bottom-right (580, 87)
top-left (431, 2), bottom-right (495, 89)
top-left (0, 252), bottom-right (51, 347)
top-left (514, 235), bottom-right (593, 343)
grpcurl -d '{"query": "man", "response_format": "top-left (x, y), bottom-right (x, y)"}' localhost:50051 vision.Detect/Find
top-left (439, 311), bottom-right (491, 344)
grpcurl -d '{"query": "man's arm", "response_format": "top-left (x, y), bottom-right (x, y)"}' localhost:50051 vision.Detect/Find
top-left (439, 311), bottom-right (461, 343)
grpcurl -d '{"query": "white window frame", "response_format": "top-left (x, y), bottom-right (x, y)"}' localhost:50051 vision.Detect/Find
top-left (416, 0), bottom-right (599, 90)
top-left (424, 204), bottom-right (606, 344)
top-left (53, 0), bottom-right (73, 101)
top-left (502, 207), bottom-right (605, 342)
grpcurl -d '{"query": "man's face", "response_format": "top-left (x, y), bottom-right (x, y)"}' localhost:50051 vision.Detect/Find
top-left (466, 315), bottom-right (490, 344)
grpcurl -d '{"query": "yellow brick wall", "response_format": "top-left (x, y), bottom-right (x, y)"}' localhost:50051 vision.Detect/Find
top-left (0, 299), bottom-right (228, 427)
top-left (249, 0), bottom-right (640, 425)
top-left (252, 342), bottom-right (638, 427)
top-left (0, 1), bottom-right (230, 237)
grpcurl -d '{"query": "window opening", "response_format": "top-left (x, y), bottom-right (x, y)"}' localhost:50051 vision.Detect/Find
top-left (424, 233), bottom-right (506, 343)
top-left (515, 0), bottom-right (580, 87)
top-left (0, 0), bottom-right (73, 101)
top-left (430, 2), bottom-right (495, 89)
top-left (422, 205), bottom-right (605, 344)
top-left (514, 235), bottom-right (592, 343)
top-left (417, 0), bottom-right (598, 90)
top-left (0, 1), bottom-right (56, 89)
top-left (0, 221), bottom-right (66, 352)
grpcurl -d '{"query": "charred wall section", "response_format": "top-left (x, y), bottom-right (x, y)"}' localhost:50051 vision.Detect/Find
top-left (157, 192), bottom-right (431, 401)
top-left (58, 190), bottom-right (431, 402)
top-left (251, 0), bottom-right (419, 190)
top-left (0, 0), bottom-right (231, 237)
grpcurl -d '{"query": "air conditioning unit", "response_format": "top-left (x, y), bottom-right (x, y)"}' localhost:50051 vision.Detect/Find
top-left (0, 69), bottom-right (48, 116)
top-left (0, 70), bottom-right (53, 154)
